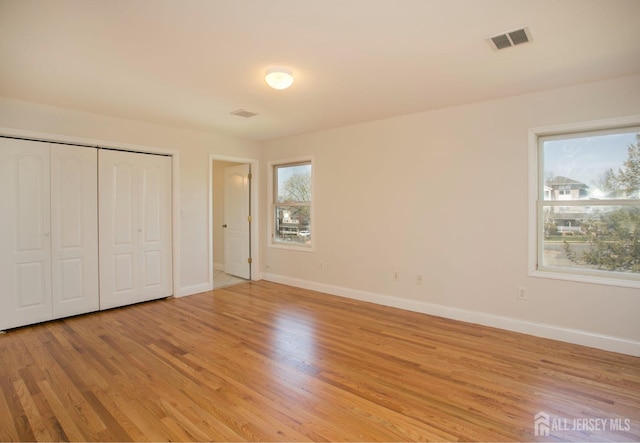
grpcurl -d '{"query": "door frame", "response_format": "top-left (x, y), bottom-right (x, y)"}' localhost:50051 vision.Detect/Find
top-left (209, 154), bottom-right (260, 289)
top-left (0, 127), bottom-right (181, 300)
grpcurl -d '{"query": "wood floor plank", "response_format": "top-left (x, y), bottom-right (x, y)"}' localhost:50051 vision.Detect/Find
top-left (0, 373), bottom-right (23, 441)
top-left (1, 280), bottom-right (639, 441)
top-left (12, 377), bottom-right (54, 441)
top-left (37, 379), bottom-right (87, 441)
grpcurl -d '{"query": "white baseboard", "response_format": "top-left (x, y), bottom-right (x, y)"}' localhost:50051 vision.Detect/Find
top-left (175, 282), bottom-right (212, 298)
top-left (213, 262), bottom-right (225, 271)
top-left (262, 273), bottom-right (640, 357)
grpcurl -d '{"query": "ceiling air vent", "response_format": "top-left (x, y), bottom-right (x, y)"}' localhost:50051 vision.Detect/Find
top-left (230, 109), bottom-right (258, 118)
top-left (487, 26), bottom-right (532, 50)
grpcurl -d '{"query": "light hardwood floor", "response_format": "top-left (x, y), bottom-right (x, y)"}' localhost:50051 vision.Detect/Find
top-left (1, 281), bottom-right (639, 442)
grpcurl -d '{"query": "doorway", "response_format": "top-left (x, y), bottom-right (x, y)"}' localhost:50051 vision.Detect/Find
top-left (211, 157), bottom-right (256, 289)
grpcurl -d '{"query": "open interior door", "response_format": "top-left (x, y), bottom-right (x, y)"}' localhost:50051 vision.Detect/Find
top-left (223, 164), bottom-right (251, 279)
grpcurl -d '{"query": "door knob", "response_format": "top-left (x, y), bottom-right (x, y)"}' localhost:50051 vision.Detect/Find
top-left (222, 224), bottom-right (227, 228)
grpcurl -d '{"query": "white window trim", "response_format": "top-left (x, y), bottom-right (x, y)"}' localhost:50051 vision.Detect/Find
top-left (268, 156), bottom-right (315, 252)
top-left (528, 115), bottom-right (640, 289)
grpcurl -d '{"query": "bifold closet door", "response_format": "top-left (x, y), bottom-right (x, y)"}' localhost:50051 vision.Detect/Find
top-left (0, 138), bottom-right (52, 330)
top-left (99, 150), bottom-right (173, 309)
top-left (0, 139), bottom-right (99, 330)
top-left (50, 144), bottom-right (99, 319)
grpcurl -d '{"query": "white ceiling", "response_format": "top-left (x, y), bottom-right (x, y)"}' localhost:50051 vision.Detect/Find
top-left (1, 0), bottom-right (639, 141)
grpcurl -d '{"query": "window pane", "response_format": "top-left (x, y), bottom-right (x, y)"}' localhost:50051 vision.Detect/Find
top-left (542, 205), bottom-right (640, 274)
top-left (543, 131), bottom-right (640, 200)
top-left (274, 205), bottom-right (311, 245)
top-left (276, 164), bottom-right (312, 203)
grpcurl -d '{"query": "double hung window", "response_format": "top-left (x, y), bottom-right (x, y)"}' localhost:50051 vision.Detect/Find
top-left (532, 121), bottom-right (640, 287)
top-left (271, 160), bottom-right (312, 249)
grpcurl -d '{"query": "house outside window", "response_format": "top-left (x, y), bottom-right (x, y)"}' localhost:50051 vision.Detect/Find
top-left (270, 159), bottom-right (313, 250)
top-left (530, 119), bottom-right (640, 288)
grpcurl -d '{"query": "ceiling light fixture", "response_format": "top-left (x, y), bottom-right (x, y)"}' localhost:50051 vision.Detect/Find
top-left (265, 67), bottom-right (294, 90)
top-left (230, 109), bottom-right (258, 118)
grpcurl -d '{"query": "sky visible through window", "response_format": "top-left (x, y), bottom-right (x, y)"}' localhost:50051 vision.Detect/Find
top-left (543, 131), bottom-right (637, 197)
top-left (277, 164), bottom-right (311, 200)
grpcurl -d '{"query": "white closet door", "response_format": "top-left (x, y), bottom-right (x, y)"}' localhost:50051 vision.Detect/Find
top-left (138, 154), bottom-right (173, 299)
top-left (50, 145), bottom-right (99, 318)
top-left (99, 150), bottom-right (172, 309)
top-left (0, 138), bottom-right (52, 330)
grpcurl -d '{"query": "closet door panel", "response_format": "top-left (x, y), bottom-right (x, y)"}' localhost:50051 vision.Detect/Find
top-left (99, 150), bottom-right (172, 310)
top-left (99, 151), bottom-right (138, 309)
top-left (111, 161), bottom-right (137, 296)
top-left (0, 138), bottom-right (52, 330)
top-left (114, 163), bottom-right (135, 245)
top-left (50, 145), bottom-right (99, 319)
top-left (139, 156), bottom-right (172, 298)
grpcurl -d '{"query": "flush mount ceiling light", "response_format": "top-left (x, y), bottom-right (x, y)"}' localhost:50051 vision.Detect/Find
top-left (265, 67), bottom-right (294, 90)
top-left (230, 109), bottom-right (258, 118)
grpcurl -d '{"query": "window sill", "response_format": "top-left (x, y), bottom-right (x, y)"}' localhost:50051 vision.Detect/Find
top-left (269, 242), bottom-right (315, 253)
top-left (531, 268), bottom-right (640, 289)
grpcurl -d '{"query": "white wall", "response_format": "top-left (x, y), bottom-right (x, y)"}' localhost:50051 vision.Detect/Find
top-left (0, 97), bottom-right (261, 296)
top-left (260, 74), bottom-right (640, 355)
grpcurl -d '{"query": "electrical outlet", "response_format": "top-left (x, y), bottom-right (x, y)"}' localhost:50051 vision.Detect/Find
top-left (518, 286), bottom-right (527, 301)
top-left (393, 271), bottom-right (399, 282)
top-left (319, 261), bottom-right (325, 270)
top-left (416, 275), bottom-right (423, 285)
